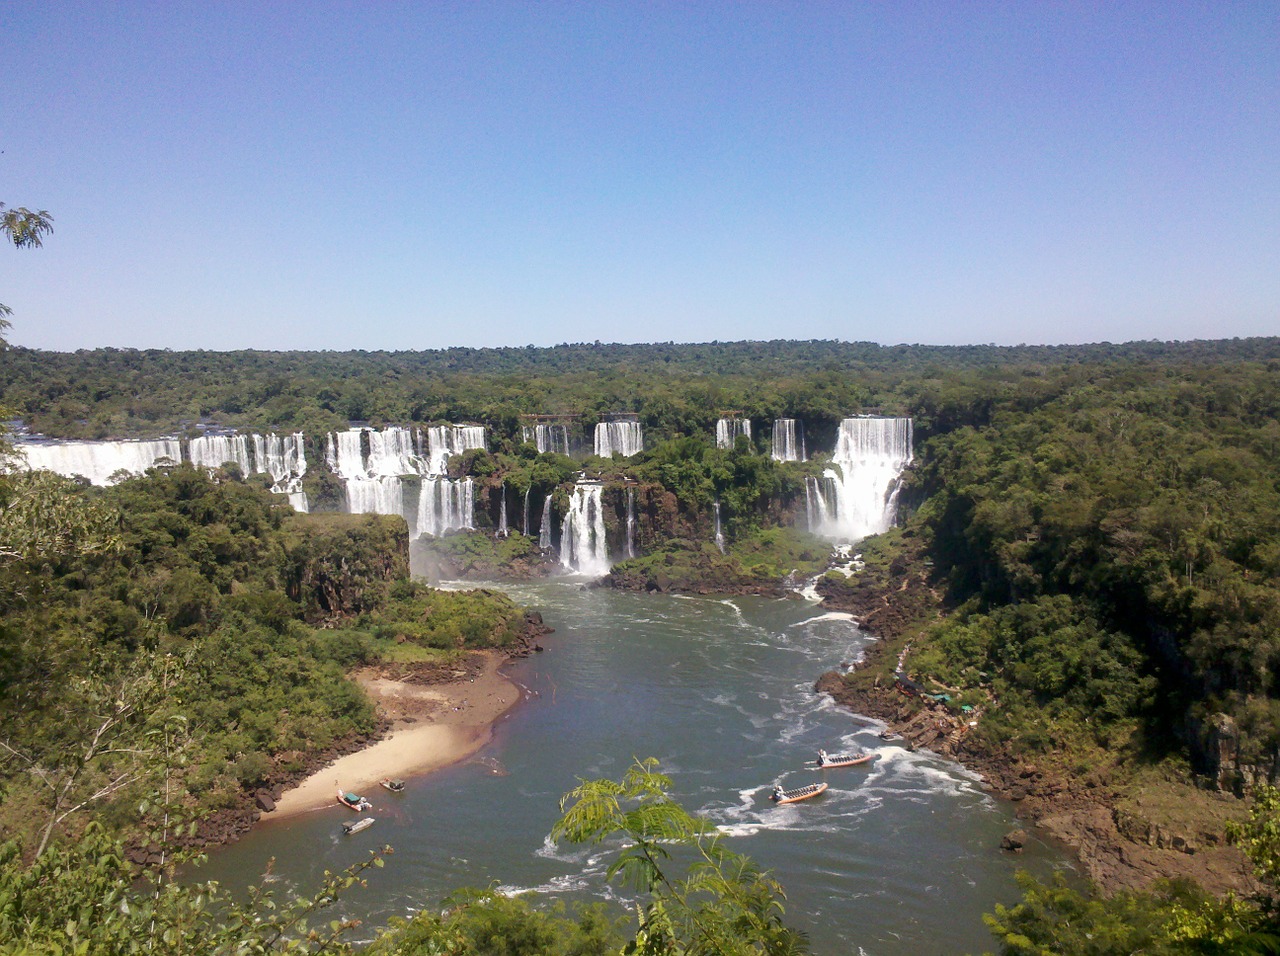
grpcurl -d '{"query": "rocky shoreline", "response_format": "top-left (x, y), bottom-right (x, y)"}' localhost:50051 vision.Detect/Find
top-left (813, 554), bottom-right (1254, 897)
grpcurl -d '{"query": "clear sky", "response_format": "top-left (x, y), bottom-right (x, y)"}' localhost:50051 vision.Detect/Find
top-left (2, 2), bottom-right (1277, 351)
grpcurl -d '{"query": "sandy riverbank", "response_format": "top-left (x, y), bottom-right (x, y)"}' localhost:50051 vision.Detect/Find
top-left (270, 651), bottom-right (522, 819)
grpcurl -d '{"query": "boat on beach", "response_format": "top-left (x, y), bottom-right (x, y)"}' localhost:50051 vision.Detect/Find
top-left (380, 778), bottom-right (405, 793)
top-left (771, 781), bottom-right (828, 804)
top-left (342, 817), bottom-right (375, 835)
top-left (337, 788), bottom-right (372, 811)
top-left (813, 749), bottom-right (878, 768)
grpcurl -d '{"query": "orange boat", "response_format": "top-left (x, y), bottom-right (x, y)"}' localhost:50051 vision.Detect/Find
top-left (770, 781), bottom-right (828, 804)
top-left (814, 749), bottom-right (878, 769)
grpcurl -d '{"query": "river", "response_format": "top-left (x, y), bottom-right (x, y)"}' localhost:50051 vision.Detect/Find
top-left (196, 580), bottom-right (1072, 954)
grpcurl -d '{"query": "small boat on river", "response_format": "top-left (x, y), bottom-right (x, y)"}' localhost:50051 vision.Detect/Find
top-left (337, 788), bottom-right (372, 811)
top-left (380, 778), bottom-right (405, 793)
top-left (342, 817), bottom-right (375, 835)
top-left (814, 749), bottom-right (878, 769)
top-left (771, 782), bottom-right (828, 804)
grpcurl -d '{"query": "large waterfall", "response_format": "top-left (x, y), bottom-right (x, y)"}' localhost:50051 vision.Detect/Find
top-left (188, 433), bottom-right (308, 509)
top-left (771, 419), bottom-right (805, 462)
top-left (422, 425), bottom-right (486, 475)
top-left (14, 438), bottom-right (183, 486)
top-left (715, 418), bottom-right (751, 449)
top-left (808, 417), bottom-right (913, 542)
top-left (416, 478), bottom-right (474, 537)
top-left (560, 482), bottom-right (610, 576)
top-left (325, 426), bottom-right (481, 534)
top-left (594, 422), bottom-right (643, 458)
top-left (522, 424), bottom-right (570, 456)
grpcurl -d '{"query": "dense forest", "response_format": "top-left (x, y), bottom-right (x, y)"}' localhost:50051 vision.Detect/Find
top-left (4, 336), bottom-right (1280, 952)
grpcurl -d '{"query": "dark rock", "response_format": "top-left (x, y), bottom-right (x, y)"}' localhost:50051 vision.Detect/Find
top-left (255, 791), bottom-right (276, 813)
top-left (1001, 829), bottom-right (1027, 852)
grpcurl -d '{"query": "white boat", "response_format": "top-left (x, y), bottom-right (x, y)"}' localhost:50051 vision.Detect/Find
top-left (342, 817), bottom-right (375, 835)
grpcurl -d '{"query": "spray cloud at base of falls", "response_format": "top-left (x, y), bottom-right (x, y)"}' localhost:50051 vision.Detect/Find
top-left (807, 417), bottom-right (913, 543)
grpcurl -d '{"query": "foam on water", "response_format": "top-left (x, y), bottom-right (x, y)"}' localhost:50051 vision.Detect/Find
top-left (790, 610), bottom-right (857, 626)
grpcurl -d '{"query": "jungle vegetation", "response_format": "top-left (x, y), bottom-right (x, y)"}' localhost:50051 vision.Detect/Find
top-left (2, 336), bottom-right (1280, 951)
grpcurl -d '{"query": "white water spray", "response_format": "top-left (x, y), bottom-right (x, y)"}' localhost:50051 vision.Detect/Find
top-left (560, 482), bottom-right (610, 575)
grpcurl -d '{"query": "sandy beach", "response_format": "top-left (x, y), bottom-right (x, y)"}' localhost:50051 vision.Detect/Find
top-left (270, 651), bottom-right (522, 819)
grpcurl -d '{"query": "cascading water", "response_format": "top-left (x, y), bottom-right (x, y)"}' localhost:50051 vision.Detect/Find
top-left (416, 478), bottom-right (474, 537)
top-left (560, 482), bottom-right (610, 575)
top-left (498, 487), bottom-right (508, 537)
top-left (423, 425), bottom-right (486, 476)
top-left (625, 486), bottom-right (636, 559)
top-left (327, 426), bottom-right (478, 533)
top-left (189, 432), bottom-right (308, 508)
top-left (713, 501), bottom-right (725, 554)
top-left (715, 418), bottom-right (751, 449)
top-left (538, 495), bottom-right (554, 550)
top-left (594, 421), bottom-right (643, 458)
top-left (771, 419), bottom-right (804, 462)
top-left (188, 435), bottom-right (254, 474)
top-left (811, 417), bottom-right (913, 542)
top-left (522, 487), bottom-right (531, 537)
top-left (522, 424), bottom-right (570, 456)
top-left (346, 476), bottom-right (407, 517)
top-left (15, 438), bottom-right (184, 486)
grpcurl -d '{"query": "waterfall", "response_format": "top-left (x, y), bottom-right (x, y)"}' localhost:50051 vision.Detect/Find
top-left (560, 482), bottom-right (610, 576)
top-left (15, 438), bottom-right (183, 486)
top-left (812, 418), bottom-right (913, 542)
top-left (805, 475), bottom-right (834, 531)
top-left (539, 495), bottom-right (554, 550)
top-left (498, 487), bottom-right (508, 536)
top-left (17, 433), bottom-right (306, 503)
top-left (523, 424), bottom-right (570, 456)
top-left (326, 430), bottom-right (369, 478)
top-left (188, 435), bottom-right (253, 474)
top-left (189, 432), bottom-right (308, 503)
top-left (423, 425), bottom-right (486, 476)
top-left (326, 426), bottom-right (477, 534)
top-left (594, 421), bottom-right (643, 458)
top-left (415, 477), bottom-right (474, 537)
top-left (625, 486), bottom-right (636, 559)
top-left (253, 433), bottom-right (307, 489)
top-left (771, 419), bottom-right (804, 462)
top-left (714, 501), bottom-right (725, 554)
top-left (345, 476), bottom-right (407, 517)
top-left (715, 418), bottom-right (751, 449)
top-left (523, 486), bottom-right (531, 537)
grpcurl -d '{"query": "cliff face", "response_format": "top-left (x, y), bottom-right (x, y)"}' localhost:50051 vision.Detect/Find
top-left (284, 514), bottom-right (410, 620)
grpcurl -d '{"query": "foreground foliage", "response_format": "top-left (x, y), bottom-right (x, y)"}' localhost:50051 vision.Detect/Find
top-left (0, 762), bottom-right (804, 955)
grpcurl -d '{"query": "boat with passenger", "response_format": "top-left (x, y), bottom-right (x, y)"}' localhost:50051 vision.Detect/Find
top-left (380, 778), bottom-right (406, 793)
top-left (814, 748), bottom-right (878, 768)
top-left (342, 817), bottom-right (375, 835)
top-left (337, 788), bottom-right (372, 811)
top-left (770, 781), bottom-right (828, 804)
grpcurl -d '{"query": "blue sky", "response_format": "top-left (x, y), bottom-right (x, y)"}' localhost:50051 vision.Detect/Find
top-left (2, 2), bottom-right (1276, 351)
